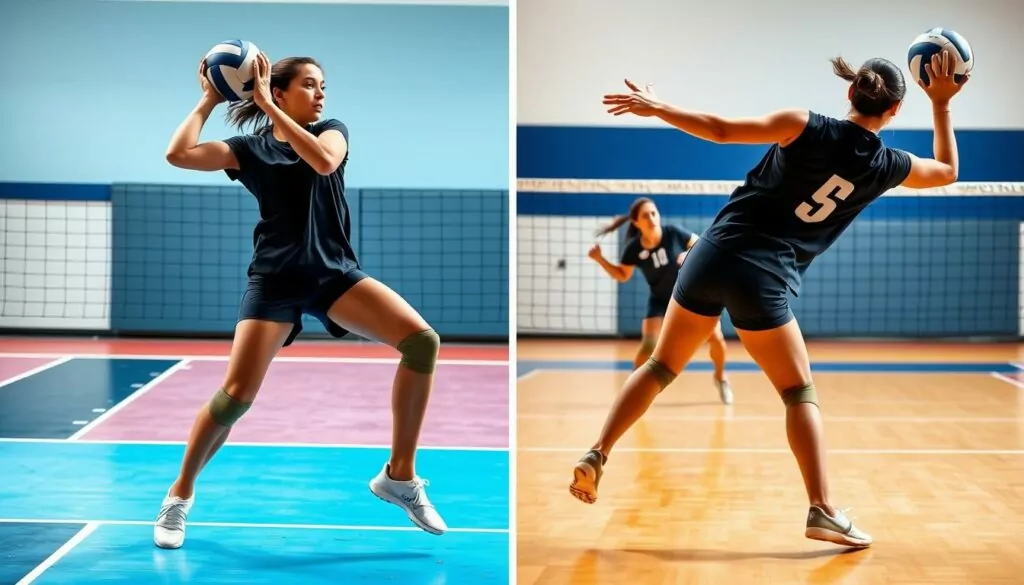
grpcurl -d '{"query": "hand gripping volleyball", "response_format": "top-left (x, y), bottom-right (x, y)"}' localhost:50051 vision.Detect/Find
top-left (203, 40), bottom-right (261, 102)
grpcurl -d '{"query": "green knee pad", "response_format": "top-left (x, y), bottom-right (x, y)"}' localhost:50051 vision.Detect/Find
top-left (397, 328), bottom-right (440, 374)
top-left (638, 336), bottom-right (657, 357)
top-left (781, 384), bottom-right (818, 407)
top-left (208, 388), bottom-right (252, 427)
top-left (643, 357), bottom-right (678, 391)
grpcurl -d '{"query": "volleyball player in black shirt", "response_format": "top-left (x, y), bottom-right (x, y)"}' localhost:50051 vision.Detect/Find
top-left (571, 52), bottom-right (969, 548)
top-left (155, 52), bottom-right (447, 549)
top-left (589, 198), bottom-right (732, 404)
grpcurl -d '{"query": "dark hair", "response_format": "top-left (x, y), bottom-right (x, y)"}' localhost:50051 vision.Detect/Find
top-left (596, 197), bottom-right (655, 239)
top-left (225, 56), bottom-right (323, 133)
top-left (830, 56), bottom-right (906, 117)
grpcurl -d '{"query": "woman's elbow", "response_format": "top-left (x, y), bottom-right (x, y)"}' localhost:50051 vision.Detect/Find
top-left (942, 167), bottom-right (959, 186)
top-left (165, 150), bottom-right (187, 168)
top-left (313, 158), bottom-right (340, 176)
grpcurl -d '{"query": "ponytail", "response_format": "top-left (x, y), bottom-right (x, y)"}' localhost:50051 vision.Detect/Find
top-left (595, 214), bottom-right (632, 238)
top-left (594, 197), bottom-right (655, 240)
top-left (830, 55), bottom-right (905, 117)
top-left (226, 99), bottom-right (271, 134)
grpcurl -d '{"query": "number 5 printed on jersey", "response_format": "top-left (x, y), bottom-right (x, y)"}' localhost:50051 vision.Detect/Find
top-left (795, 174), bottom-right (855, 223)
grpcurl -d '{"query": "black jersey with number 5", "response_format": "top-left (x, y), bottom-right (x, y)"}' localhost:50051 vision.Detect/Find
top-left (701, 111), bottom-right (912, 295)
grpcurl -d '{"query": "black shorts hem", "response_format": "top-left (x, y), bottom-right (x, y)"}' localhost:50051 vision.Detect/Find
top-left (306, 269), bottom-right (371, 341)
top-left (644, 296), bottom-right (670, 319)
top-left (237, 268), bottom-right (371, 347)
top-left (671, 238), bottom-right (794, 332)
top-left (729, 310), bottom-right (794, 332)
top-left (671, 290), bottom-right (724, 319)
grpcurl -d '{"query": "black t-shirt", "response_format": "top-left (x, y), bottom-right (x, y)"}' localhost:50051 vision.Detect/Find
top-left (702, 111), bottom-right (912, 295)
top-left (224, 118), bottom-right (358, 283)
top-left (620, 223), bottom-right (696, 301)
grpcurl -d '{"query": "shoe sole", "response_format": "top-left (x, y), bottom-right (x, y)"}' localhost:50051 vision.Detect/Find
top-left (805, 526), bottom-right (872, 548)
top-left (369, 484), bottom-right (446, 536)
top-left (153, 529), bottom-right (185, 550)
top-left (718, 386), bottom-right (733, 405)
top-left (569, 461), bottom-right (597, 504)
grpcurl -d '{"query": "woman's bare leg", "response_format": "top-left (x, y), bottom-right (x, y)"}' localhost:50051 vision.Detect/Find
top-left (570, 299), bottom-right (720, 504)
top-left (154, 319), bottom-right (293, 549)
top-left (325, 277), bottom-right (446, 534)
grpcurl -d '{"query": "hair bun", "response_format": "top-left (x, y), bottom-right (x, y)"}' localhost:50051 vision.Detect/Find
top-left (856, 69), bottom-right (886, 98)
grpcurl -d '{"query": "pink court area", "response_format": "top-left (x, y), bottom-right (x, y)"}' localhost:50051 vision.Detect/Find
top-left (0, 356), bottom-right (58, 382)
top-left (0, 337), bottom-right (507, 361)
top-left (81, 359), bottom-right (509, 449)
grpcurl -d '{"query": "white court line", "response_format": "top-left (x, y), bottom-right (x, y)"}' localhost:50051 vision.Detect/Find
top-left (15, 522), bottom-right (99, 585)
top-left (515, 370), bottom-right (539, 382)
top-left (0, 518), bottom-right (507, 534)
top-left (991, 372), bottom-right (1024, 390)
top-left (67, 360), bottom-right (192, 441)
top-left (0, 437), bottom-right (509, 452)
top-left (0, 356), bottom-right (73, 390)
top-left (517, 413), bottom-right (1024, 423)
top-left (1011, 363), bottom-right (1024, 371)
top-left (0, 352), bottom-right (507, 367)
top-left (519, 446), bottom-right (1024, 455)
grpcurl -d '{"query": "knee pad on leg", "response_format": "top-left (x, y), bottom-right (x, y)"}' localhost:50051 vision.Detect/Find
top-left (781, 384), bottom-right (818, 407)
top-left (397, 328), bottom-right (440, 374)
top-left (643, 357), bottom-right (678, 391)
top-left (208, 388), bottom-right (252, 427)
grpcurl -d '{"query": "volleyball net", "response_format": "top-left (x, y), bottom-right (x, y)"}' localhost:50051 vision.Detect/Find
top-left (517, 178), bottom-right (1024, 340)
top-left (0, 183), bottom-right (509, 341)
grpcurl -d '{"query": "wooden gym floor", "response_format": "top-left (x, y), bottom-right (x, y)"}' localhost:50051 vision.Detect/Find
top-left (516, 339), bottom-right (1024, 585)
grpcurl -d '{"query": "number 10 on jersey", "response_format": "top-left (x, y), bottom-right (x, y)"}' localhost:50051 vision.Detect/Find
top-left (795, 174), bottom-right (855, 223)
top-left (650, 248), bottom-right (670, 268)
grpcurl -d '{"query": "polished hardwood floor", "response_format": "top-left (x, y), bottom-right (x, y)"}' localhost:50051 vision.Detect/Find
top-left (517, 340), bottom-right (1024, 584)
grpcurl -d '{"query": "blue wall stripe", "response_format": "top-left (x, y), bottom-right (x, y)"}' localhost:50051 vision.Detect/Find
top-left (518, 192), bottom-right (1024, 220)
top-left (0, 182), bottom-right (111, 201)
top-left (517, 126), bottom-right (1024, 182)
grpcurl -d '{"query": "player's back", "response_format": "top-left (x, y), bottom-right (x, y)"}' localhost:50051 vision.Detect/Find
top-left (701, 110), bottom-right (910, 294)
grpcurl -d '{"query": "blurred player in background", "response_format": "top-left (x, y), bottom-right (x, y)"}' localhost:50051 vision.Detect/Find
top-left (589, 197), bottom-right (732, 404)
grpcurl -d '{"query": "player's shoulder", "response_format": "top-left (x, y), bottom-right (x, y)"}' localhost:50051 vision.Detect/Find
top-left (621, 233), bottom-right (642, 253)
top-left (882, 145), bottom-right (912, 162)
top-left (781, 110), bottom-right (835, 150)
top-left (803, 110), bottom-right (851, 139)
top-left (223, 129), bottom-right (273, 157)
top-left (663, 223), bottom-right (694, 239)
top-left (310, 118), bottom-right (349, 140)
top-left (877, 145), bottom-right (914, 183)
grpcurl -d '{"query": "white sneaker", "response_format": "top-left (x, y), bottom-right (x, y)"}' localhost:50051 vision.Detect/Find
top-left (369, 464), bottom-right (447, 535)
top-left (716, 378), bottom-right (734, 405)
top-left (154, 492), bottom-right (194, 549)
top-left (805, 505), bottom-right (873, 547)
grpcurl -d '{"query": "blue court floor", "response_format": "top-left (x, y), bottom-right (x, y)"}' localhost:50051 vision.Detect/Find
top-left (0, 441), bottom-right (509, 584)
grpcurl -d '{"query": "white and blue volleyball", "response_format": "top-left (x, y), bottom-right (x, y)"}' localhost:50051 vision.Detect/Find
top-left (203, 40), bottom-right (261, 102)
top-left (907, 28), bottom-right (973, 86)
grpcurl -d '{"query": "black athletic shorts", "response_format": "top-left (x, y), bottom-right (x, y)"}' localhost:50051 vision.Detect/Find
top-left (645, 295), bottom-right (670, 319)
top-left (672, 238), bottom-right (794, 331)
top-left (238, 269), bottom-right (369, 347)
